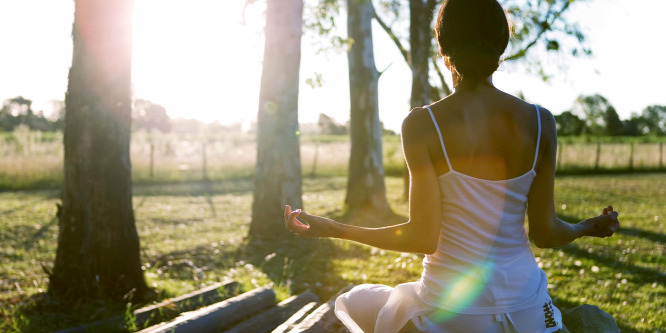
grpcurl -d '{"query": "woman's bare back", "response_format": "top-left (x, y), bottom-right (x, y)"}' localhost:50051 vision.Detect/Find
top-left (424, 85), bottom-right (545, 181)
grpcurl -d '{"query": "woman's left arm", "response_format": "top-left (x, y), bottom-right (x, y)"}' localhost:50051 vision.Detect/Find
top-left (285, 109), bottom-right (442, 254)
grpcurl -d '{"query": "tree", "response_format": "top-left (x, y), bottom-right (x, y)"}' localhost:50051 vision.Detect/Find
top-left (409, 0), bottom-right (434, 108)
top-left (318, 113), bottom-right (348, 135)
top-left (641, 105), bottom-right (666, 136)
top-left (249, 0), bottom-right (305, 241)
top-left (622, 113), bottom-right (648, 137)
top-left (345, 0), bottom-right (390, 213)
top-left (571, 94), bottom-right (613, 136)
top-left (0, 97), bottom-right (62, 131)
top-left (604, 106), bottom-right (624, 136)
top-left (133, 99), bottom-right (171, 133)
top-left (50, 0), bottom-right (148, 301)
top-left (554, 111), bottom-right (585, 136)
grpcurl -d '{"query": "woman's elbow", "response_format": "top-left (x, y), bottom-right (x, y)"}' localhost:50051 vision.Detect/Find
top-left (529, 231), bottom-right (553, 248)
top-left (407, 236), bottom-right (437, 254)
top-left (421, 243), bottom-right (438, 255)
top-left (416, 237), bottom-right (438, 254)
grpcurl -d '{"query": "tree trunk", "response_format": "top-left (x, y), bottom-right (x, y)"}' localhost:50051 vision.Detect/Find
top-left (50, 0), bottom-right (147, 301)
top-left (250, 0), bottom-right (304, 242)
top-left (402, 0), bottom-right (433, 199)
top-left (345, 0), bottom-right (390, 214)
top-left (410, 0), bottom-right (432, 109)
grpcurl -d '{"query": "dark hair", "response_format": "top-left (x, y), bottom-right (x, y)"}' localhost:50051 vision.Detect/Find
top-left (435, 0), bottom-right (510, 86)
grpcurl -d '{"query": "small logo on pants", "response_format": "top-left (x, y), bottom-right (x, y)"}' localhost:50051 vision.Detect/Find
top-left (543, 301), bottom-right (557, 328)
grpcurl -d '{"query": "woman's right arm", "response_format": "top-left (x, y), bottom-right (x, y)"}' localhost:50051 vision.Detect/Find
top-left (527, 108), bottom-right (619, 248)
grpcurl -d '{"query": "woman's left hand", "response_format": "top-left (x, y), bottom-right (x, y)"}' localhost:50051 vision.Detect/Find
top-left (284, 205), bottom-right (336, 239)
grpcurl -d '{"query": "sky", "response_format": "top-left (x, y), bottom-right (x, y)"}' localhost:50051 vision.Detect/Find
top-left (0, 0), bottom-right (665, 132)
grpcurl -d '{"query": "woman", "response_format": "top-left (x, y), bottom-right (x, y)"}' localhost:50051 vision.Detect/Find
top-left (285, 0), bottom-right (620, 332)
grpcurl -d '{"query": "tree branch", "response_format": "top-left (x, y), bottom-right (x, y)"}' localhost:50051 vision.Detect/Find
top-left (505, 0), bottom-right (572, 61)
top-left (372, 6), bottom-right (410, 67)
top-left (431, 56), bottom-right (451, 96)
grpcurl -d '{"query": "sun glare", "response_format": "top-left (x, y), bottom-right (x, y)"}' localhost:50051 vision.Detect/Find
top-left (131, 0), bottom-right (264, 124)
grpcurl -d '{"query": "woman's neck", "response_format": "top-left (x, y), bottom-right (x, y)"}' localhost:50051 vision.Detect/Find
top-left (453, 75), bottom-right (494, 92)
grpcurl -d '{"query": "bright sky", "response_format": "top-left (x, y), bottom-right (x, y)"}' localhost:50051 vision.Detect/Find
top-left (0, 0), bottom-right (664, 132)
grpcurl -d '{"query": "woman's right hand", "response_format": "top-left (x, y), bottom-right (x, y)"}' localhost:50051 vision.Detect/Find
top-left (578, 206), bottom-right (620, 238)
top-left (284, 205), bottom-right (337, 239)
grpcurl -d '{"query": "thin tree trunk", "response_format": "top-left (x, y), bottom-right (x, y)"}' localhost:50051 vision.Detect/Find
top-left (410, 0), bottom-right (432, 109)
top-left (250, 0), bottom-right (304, 241)
top-left (50, 0), bottom-right (147, 301)
top-left (345, 0), bottom-right (390, 214)
top-left (402, 0), bottom-right (433, 199)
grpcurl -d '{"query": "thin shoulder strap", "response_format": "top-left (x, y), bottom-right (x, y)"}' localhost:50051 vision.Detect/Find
top-left (531, 105), bottom-right (542, 171)
top-left (426, 106), bottom-right (453, 170)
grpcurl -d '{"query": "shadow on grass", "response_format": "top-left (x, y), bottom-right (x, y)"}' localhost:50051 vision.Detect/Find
top-left (21, 216), bottom-right (58, 250)
top-left (132, 179), bottom-right (254, 198)
top-left (0, 194), bottom-right (59, 216)
top-left (615, 226), bottom-right (666, 244)
top-left (241, 207), bottom-right (410, 301)
top-left (557, 213), bottom-right (665, 285)
top-left (3, 292), bottom-right (139, 333)
top-left (553, 297), bottom-right (638, 333)
top-left (558, 243), bottom-right (664, 286)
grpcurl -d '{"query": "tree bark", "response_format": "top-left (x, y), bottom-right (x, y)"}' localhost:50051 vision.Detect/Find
top-left (250, 0), bottom-right (304, 241)
top-left (345, 0), bottom-right (390, 214)
top-left (410, 0), bottom-right (432, 109)
top-left (401, 0), bottom-right (434, 199)
top-left (50, 0), bottom-right (147, 301)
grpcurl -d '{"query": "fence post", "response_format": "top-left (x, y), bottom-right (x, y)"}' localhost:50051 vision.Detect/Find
top-left (557, 141), bottom-right (563, 171)
top-left (202, 141), bottom-right (208, 181)
top-left (659, 141), bottom-right (664, 169)
top-left (594, 139), bottom-right (601, 170)
top-left (149, 141), bottom-right (155, 179)
top-left (629, 141), bottom-right (634, 171)
top-left (310, 141), bottom-right (319, 177)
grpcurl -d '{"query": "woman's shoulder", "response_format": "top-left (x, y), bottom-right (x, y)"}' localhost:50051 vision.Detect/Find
top-left (402, 106), bottom-right (433, 139)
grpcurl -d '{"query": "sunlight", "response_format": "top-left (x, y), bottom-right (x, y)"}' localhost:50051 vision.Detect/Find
top-left (131, 0), bottom-right (264, 123)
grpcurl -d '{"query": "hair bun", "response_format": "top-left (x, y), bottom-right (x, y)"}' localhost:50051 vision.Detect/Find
top-left (449, 42), bottom-right (501, 79)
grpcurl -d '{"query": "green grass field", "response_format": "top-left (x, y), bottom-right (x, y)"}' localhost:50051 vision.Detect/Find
top-left (1, 174), bottom-right (664, 332)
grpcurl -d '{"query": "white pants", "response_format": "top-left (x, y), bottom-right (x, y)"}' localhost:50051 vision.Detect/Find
top-left (418, 300), bottom-right (563, 333)
top-left (335, 283), bottom-right (563, 333)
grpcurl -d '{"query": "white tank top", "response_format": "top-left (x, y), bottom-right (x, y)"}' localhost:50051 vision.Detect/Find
top-left (419, 105), bottom-right (549, 315)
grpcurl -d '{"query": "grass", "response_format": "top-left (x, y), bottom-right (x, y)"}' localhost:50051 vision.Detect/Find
top-left (0, 173), bottom-right (664, 332)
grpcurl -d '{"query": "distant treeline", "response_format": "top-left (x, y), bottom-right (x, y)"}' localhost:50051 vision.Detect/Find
top-left (0, 96), bottom-right (237, 134)
top-left (2, 94), bottom-right (665, 137)
top-left (553, 94), bottom-right (665, 137)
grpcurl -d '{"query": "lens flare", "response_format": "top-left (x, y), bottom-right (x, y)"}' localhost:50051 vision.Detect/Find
top-left (430, 261), bottom-right (494, 323)
top-left (264, 100), bottom-right (278, 114)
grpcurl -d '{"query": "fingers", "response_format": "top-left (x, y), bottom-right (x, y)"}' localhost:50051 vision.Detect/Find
top-left (284, 205), bottom-right (291, 221)
top-left (286, 209), bottom-right (310, 234)
top-left (609, 210), bottom-right (620, 232)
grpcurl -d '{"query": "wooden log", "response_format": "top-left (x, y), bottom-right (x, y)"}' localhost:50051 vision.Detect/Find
top-left (288, 285), bottom-right (353, 333)
top-left (134, 280), bottom-right (241, 328)
top-left (54, 280), bottom-right (241, 333)
top-left (138, 287), bottom-right (276, 333)
top-left (223, 291), bottom-right (320, 333)
top-left (272, 302), bottom-right (319, 333)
